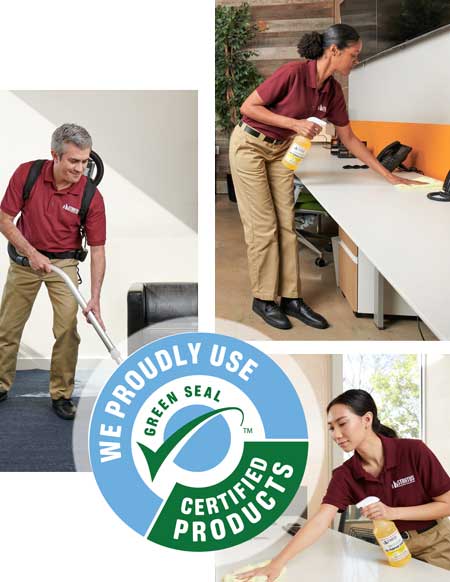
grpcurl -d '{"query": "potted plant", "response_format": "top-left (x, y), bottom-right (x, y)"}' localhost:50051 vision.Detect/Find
top-left (215, 2), bottom-right (264, 201)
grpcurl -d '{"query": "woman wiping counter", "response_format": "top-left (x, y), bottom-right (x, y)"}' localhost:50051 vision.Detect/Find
top-left (237, 389), bottom-right (450, 580)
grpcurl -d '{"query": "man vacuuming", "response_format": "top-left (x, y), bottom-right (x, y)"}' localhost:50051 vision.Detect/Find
top-left (0, 123), bottom-right (106, 419)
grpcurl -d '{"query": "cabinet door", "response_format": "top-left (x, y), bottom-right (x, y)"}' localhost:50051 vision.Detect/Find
top-left (338, 227), bottom-right (358, 312)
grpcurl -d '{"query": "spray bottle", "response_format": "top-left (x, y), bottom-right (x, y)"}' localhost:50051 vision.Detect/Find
top-left (281, 117), bottom-right (327, 170)
top-left (356, 496), bottom-right (411, 567)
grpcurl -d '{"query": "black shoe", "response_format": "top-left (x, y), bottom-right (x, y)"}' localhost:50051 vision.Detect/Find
top-left (52, 398), bottom-right (77, 420)
top-left (252, 298), bottom-right (292, 330)
top-left (280, 298), bottom-right (329, 329)
top-left (0, 388), bottom-right (8, 403)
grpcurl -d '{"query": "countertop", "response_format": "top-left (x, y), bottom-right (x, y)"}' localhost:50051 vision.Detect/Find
top-left (215, 518), bottom-right (450, 581)
top-left (296, 145), bottom-right (450, 339)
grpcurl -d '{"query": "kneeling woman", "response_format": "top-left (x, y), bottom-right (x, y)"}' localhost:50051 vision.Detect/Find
top-left (238, 390), bottom-right (450, 579)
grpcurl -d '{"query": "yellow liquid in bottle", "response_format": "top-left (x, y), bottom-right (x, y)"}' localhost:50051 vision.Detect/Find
top-left (373, 519), bottom-right (411, 567)
top-left (282, 135), bottom-right (311, 170)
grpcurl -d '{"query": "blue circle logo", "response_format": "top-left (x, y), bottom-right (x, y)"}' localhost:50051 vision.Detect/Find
top-left (89, 333), bottom-right (309, 551)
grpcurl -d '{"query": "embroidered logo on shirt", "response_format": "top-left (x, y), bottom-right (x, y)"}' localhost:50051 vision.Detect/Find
top-left (317, 104), bottom-right (327, 113)
top-left (392, 475), bottom-right (416, 489)
top-left (62, 203), bottom-right (79, 215)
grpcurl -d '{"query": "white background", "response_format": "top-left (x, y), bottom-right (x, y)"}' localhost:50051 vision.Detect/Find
top-left (0, 1), bottom-right (214, 580)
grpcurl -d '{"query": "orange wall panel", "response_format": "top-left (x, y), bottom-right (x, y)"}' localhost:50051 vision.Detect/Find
top-left (350, 120), bottom-right (450, 181)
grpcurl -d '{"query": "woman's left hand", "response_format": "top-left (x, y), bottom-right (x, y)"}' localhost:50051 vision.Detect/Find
top-left (360, 501), bottom-right (396, 520)
top-left (385, 173), bottom-right (427, 186)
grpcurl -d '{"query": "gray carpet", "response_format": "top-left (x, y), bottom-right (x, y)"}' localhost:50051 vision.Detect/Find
top-left (0, 369), bottom-right (90, 471)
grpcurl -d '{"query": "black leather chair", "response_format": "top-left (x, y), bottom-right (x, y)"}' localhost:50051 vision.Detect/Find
top-left (127, 282), bottom-right (198, 354)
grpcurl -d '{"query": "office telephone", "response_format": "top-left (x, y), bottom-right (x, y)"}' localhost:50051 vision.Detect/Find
top-left (427, 170), bottom-right (450, 202)
top-left (376, 141), bottom-right (412, 172)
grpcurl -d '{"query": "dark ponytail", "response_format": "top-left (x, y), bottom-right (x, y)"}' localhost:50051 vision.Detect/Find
top-left (327, 389), bottom-right (397, 438)
top-left (297, 23), bottom-right (360, 60)
top-left (297, 30), bottom-right (324, 60)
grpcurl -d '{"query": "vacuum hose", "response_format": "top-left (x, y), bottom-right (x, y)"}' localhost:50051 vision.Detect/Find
top-left (49, 264), bottom-right (123, 364)
top-left (7, 243), bottom-right (123, 365)
top-left (88, 150), bottom-right (104, 185)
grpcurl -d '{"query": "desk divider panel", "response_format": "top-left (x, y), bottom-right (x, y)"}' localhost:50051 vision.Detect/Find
top-left (350, 120), bottom-right (450, 181)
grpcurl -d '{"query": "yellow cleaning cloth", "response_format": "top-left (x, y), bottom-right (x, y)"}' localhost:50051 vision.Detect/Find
top-left (394, 179), bottom-right (443, 191)
top-left (223, 561), bottom-right (287, 582)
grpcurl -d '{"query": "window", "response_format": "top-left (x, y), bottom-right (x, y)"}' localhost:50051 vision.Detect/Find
top-left (343, 354), bottom-right (423, 439)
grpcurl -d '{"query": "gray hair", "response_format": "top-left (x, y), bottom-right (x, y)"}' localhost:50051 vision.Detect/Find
top-left (51, 123), bottom-right (92, 157)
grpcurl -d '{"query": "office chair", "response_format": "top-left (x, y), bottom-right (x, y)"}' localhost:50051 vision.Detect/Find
top-left (294, 176), bottom-right (333, 267)
top-left (338, 506), bottom-right (377, 544)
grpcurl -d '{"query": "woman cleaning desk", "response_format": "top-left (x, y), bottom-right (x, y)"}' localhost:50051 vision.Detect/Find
top-left (229, 24), bottom-right (421, 332)
top-left (237, 390), bottom-right (450, 580)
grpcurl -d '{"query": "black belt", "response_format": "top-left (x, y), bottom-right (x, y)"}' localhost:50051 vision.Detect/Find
top-left (38, 249), bottom-right (77, 259)
top-left (401, 520), bottom-right (438, 539)
top-left (238, 121), bottom-right (286, 145)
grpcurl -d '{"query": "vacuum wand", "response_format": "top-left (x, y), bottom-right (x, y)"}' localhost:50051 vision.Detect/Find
top-left (7, 243), bottom-right (123, 365)
top-left (49, 264), bottom-right (123, 365)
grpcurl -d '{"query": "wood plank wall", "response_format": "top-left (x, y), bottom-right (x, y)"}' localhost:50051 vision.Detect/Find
top-left (216, 0), bottom-right (336, 194)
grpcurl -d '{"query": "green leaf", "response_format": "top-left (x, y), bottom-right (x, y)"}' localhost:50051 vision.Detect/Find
top-left (215, 2), bottom-right (264, 135)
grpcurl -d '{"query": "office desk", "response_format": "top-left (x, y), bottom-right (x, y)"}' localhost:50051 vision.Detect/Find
top-left (296, 145), bottom-right (449, 339)
top-left (215, 518), bottom-right (450, 581)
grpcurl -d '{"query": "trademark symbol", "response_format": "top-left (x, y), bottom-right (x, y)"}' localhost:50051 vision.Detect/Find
top-left (243, 427), bottom-right (253, 434)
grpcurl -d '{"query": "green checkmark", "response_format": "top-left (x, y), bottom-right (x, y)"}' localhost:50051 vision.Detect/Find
top-left (137, 406), bottom-right (244, 481)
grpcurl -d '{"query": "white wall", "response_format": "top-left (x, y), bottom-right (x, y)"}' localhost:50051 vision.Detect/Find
top-left (349, 28), bottom-right (450, 124)
top-left (293, 355), bottom-right (332, 515)
top-left (0, 91), bottom-right (197, 366)
top-left (13, 90), bottom-right (198, 230)
top-left (272, 354), bottom-right (332, 516)
top-left (425, 354), bottom-right (450, 473)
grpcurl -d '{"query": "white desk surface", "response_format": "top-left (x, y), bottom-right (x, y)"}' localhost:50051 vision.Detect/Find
top-left (215, 518), bottom-right (450, 581)
top-left (297, 145), bottom-right (449, 340)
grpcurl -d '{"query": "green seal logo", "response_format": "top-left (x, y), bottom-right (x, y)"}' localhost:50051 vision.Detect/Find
top-left (89, 333), bottom-right (308, 551)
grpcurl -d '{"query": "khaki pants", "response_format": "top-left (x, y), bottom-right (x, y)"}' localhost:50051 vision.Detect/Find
top-left (405, 518), bottom-right (450, 570)
top-left (229, 124), bottom-right (301, 300)
top-left (0, 259), bottom-right (80, 400)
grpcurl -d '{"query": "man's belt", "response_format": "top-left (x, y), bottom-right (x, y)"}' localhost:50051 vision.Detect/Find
top-left (8, 243), bottom-right (85, 266)
top-left (238, 121), bottom-right (286, 145)
top-left (401, 520), bottom-right (438, 539)
top-left (37, 249), bottom-right (78, 259)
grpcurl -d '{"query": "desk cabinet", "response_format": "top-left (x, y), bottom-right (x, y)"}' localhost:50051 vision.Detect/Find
top-left (338, 228), bottom-right (416, 317)
top-left (338, 229), bottom-right (358, 312)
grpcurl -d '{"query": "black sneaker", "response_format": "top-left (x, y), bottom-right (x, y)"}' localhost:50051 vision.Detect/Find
top-left (0, 388), bottom-right (8, 403)
top-left (252, 298), bottom-right (292, 330)
top-left (280, 298), bottom-right (329, 329)
top-left (52, 398), bottom-right (77, 420)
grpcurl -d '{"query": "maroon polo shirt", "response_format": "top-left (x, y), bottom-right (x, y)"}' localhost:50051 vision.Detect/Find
top-left (1, 160), bottom-right (106, 253)
top-left (242, 60), bottom-right (349, 141)
top-left (322, 435), bottom-right (450, 532)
